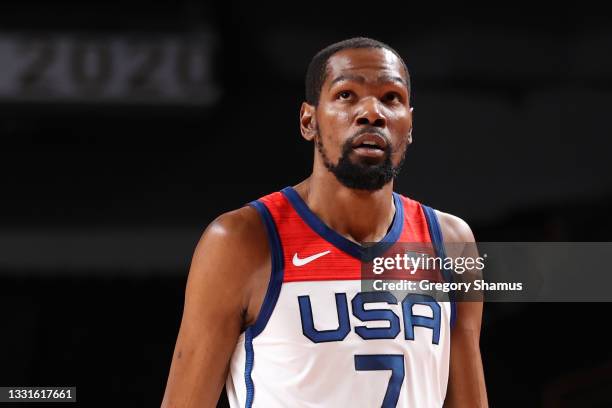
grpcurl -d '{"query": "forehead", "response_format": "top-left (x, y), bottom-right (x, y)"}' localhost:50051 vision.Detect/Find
top-left (324, 48), bottom-right (406, 87)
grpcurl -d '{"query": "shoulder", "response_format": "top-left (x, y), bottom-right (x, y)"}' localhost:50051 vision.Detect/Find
top-left (193, 205), bottom-right (269, 268)
top-left (434, 209), bottom-right (476, 244)
top-left (188, 205), bottom-right (270, 303)
top-left (430, 208), bottom-right (480, 262)
top-left (202, 205), bottom-right (267, 243)
top-left (398, 194), bottom-right (475, 243)
top-left (184, 205), bottom-right (272, 327)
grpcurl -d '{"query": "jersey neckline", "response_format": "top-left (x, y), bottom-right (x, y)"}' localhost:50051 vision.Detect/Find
top-left (280, 186), bottom-right (404, 262)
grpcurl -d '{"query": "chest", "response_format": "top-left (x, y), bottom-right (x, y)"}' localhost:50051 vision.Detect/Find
top-left (262, 280), bottom-right (449, 349)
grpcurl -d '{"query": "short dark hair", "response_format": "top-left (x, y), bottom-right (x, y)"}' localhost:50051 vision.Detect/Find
top-left (305, 37), bottom-right (410, 106)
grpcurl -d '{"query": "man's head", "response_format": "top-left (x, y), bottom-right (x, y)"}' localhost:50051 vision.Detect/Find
top-left (300, 37), bottom-right (413, 191)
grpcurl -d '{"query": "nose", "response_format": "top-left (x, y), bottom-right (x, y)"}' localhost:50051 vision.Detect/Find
top-left (355, 97), bottom-right (386, 128)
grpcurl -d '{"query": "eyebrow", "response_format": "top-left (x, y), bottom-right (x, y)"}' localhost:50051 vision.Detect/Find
top-left (328, 73), bottom-right (407, 89)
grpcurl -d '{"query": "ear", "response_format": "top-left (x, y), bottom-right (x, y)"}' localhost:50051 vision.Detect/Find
top-left (406, 106), bottom-right (414, 145)
top-left (300, 102), bottom-right (317, 142)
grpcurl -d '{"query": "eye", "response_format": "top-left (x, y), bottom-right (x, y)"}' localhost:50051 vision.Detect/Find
top-left (383, 92), bottom-right (402, 103)
top-left (337, 90), bottom-right (353, 100)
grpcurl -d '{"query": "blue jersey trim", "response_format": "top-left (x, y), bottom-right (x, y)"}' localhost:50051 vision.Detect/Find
top-left (244, 200), bottom-right (285, 407)
top-left (280, 186), bottom-right (404, 262)
top-left (421, 205), bottom-right (457, 329)
top-left (244, 328), bottom-right (255, 408)
top-left (247, 200), bottom-right (285, 337)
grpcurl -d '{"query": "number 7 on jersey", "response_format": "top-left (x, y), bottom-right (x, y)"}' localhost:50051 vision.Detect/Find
top-left (354, 354), bottom-right (405, 408)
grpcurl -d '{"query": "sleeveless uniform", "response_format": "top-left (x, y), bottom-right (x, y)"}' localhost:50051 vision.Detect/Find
top-left (226, 187), bottom-right (455, 408)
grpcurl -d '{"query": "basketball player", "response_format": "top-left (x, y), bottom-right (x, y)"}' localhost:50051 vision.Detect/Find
top-left (161, 37), bottom-right (488, 408)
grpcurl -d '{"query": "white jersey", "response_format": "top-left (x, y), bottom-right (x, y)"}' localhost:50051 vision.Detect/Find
top-left (226, 187), bottom-right (455, 408)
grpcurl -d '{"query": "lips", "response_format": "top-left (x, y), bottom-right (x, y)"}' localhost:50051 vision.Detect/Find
top-left (351, 132), bottom-right (388, 151)
top-left (350, 132), bottom-right (388, 160)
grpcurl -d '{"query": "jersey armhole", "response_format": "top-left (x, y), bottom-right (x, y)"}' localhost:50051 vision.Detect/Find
top-left (246, 200), bottom-right (285, 338)
top-left (421, 204), bottom-right (457, 329)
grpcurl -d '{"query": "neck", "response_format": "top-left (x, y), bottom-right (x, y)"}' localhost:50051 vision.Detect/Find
top-left (294, 169), bottom-right (396, 245)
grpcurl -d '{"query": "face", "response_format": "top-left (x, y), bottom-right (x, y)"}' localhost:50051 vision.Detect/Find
top-left (301, 47), bottom-right (413, 191)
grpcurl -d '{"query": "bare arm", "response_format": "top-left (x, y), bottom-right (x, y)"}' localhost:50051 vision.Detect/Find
top-left (161, 207), bottom-right (269, 408)
top-left (438, 211), bottom-right (489, 408)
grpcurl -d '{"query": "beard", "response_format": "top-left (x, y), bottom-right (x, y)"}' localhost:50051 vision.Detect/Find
top-left (316, 127), bottom-right (407, 191)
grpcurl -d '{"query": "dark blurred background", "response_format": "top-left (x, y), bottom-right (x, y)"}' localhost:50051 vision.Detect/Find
top-left (1, 2), bottom-right (612, 407)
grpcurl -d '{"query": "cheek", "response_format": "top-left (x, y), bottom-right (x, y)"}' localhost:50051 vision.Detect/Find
top-left (389, 109), bottom-right (412, 132)
top-left (391, 137), bottom-right (406, 158)
top-left (388, 111), bottom-right (413, 158)
top-left (315, 106), bottom-right (352, 160)
top-left (319, 105), bottom-right (352, 133)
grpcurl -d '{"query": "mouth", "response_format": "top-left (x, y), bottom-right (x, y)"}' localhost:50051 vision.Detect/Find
top-left (350, 133), bottom-right (388, 159)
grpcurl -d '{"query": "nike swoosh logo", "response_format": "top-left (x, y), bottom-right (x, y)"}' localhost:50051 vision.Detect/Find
top-left (292, 250), bottom-right (331, 267)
